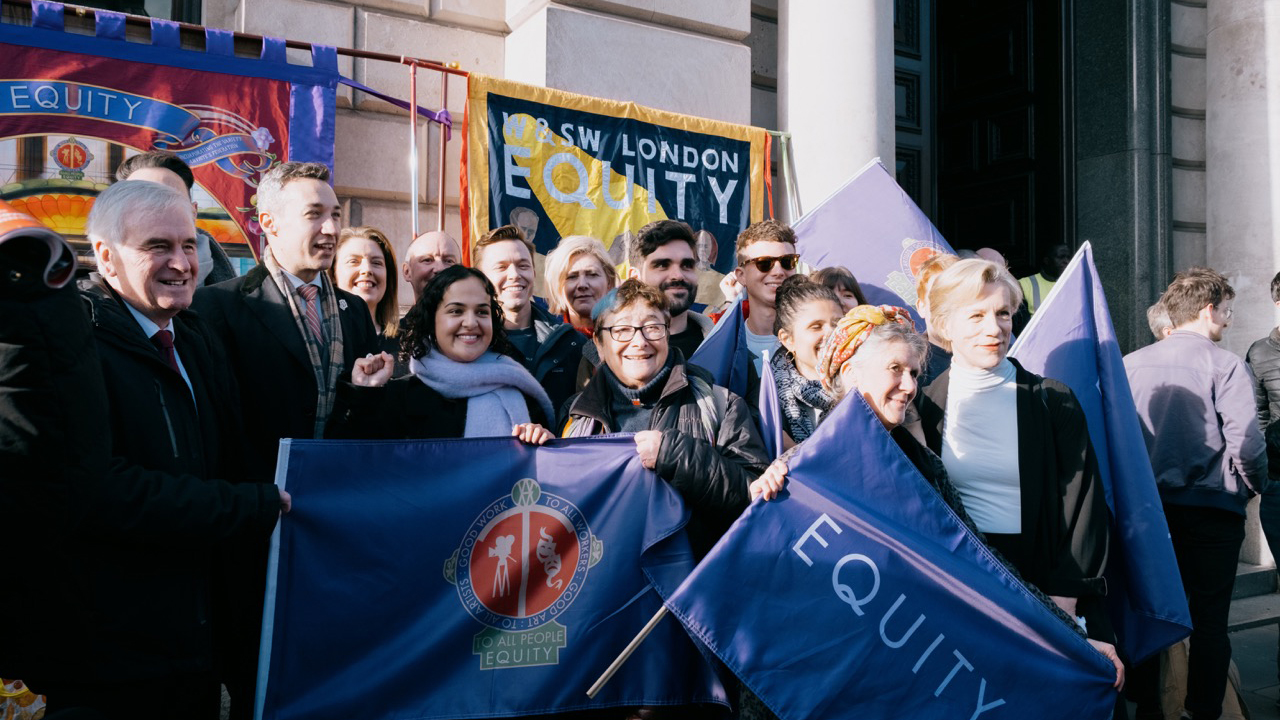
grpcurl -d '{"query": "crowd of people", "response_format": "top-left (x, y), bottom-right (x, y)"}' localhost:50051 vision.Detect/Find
top-left (0, 150), bottom-right (1273, 720)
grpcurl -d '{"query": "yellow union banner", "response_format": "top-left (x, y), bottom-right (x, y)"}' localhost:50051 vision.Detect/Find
top-left (462, 74), bottom-right (771, 279)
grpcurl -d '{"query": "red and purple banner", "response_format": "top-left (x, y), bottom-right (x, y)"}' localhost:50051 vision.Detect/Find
top-left (0, 1), bottom-right (338, 256)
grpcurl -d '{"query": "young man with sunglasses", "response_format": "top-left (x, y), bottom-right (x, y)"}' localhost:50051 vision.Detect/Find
top-left (629, 219), bottom-right (714, 360)
top-left (733, 220), bottom-right (800, 374)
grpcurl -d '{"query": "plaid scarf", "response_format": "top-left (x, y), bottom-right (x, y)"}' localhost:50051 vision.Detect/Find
top-left (264, 250), bottom-right (344, 438)
top-left (769, 348), bottom-right (835, 443)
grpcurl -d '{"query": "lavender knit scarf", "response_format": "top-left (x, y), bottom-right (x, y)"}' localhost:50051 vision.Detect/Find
top-left (410, 351), bottom-right (554, 438)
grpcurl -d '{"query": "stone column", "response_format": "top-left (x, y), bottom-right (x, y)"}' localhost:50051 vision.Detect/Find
top-left (1206, 0), bottom-right (1279, 358)
top-left (1206, 0), bottom-right (1280, 566)
top-left (778, 0), bottom-right (894, 215)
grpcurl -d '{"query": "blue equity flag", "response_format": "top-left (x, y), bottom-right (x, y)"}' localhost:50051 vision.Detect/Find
top-left (1009, 242), bottom-right (1191, 664)
top-left (792, 159), bottom-right (955, 328)
top-left (689, 294), bottom-right (750, 398)
top-left (255, 436), bottom-right (727, 720)
top-left (660, 392), bottom-right (1119, 720)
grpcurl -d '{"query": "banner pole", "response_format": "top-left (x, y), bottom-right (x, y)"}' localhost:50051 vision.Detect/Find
top-left (408, 61), bottom-right (420, 238)
top-left (585, 605), bottom-right (668, 698)
top-left (780, 134), bottom-right (802, 220)
top-left (437, 71), bottom-right (448, 232)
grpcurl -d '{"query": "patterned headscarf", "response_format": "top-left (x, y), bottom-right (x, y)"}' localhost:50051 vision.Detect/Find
top-left (815, 304), bottom-right (916, 389)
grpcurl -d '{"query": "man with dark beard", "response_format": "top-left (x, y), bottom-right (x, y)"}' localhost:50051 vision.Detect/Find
top-left (628, 219), bottom-right (712, 359)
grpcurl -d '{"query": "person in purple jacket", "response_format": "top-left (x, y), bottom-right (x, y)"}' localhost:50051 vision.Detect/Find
top-left (1124, 267), bottom-right (1268, 720)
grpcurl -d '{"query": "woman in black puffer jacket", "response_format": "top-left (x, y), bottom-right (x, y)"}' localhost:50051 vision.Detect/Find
top-left (561, 279), bottom-right (769, 559)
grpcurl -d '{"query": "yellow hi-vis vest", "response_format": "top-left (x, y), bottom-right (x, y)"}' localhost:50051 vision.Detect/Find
top-left (1019, 273), bottom-right (1056, 315)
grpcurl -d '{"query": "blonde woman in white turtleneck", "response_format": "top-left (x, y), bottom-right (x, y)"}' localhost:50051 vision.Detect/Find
top-left (916, 257), bottom-right (1122, 686)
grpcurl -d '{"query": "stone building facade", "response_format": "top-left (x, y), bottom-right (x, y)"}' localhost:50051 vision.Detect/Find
top-left (197, 0), bottom-right (1275, 362)
top-left (200, 0), bottom-right (758, 308)
top-left (205, 0), bottom-right (1278, 559)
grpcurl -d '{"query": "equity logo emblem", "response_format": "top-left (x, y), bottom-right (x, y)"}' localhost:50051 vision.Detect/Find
top-left (885, 237), bottom-right (943, 308)
top-left (445, 478), bottom-right (603, 669)
top-left (50, 137), bottom-right (92, 180)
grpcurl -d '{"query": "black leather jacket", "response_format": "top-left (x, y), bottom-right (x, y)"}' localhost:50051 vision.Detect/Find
top-left (562, 362), bottom-right (769, 557)
top-left (1246, 328), bottom-right (1280, 480)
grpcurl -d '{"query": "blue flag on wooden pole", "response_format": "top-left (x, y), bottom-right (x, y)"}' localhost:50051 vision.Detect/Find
top-left (658, 392), bottom-right (1119, 720)
top-left (688, 295), bottom-right (750, 398)
top-left (758, 349), bottom-right (784, 459)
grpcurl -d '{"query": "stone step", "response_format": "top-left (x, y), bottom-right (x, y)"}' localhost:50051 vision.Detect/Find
top-left (1229, 592), bottom-right (1280, 632)
top-left (1234, 562), bottom-right (1277, 600)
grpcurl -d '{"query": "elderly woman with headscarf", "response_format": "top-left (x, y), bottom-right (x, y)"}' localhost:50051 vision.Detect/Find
top-left (749, 304), bottom-right (1124, 690)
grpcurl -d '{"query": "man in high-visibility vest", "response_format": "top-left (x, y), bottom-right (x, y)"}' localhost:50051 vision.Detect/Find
top-left (1018, 243), bottom-right (1073, 316)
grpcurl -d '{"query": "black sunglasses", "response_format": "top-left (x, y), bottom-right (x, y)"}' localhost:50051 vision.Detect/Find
top-left (741, 254), bottom-right (799, 273)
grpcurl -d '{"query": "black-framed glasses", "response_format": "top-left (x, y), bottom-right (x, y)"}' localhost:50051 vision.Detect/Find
top-left (741, 253), bottom-right (799, 273)
top-left (603, 323), bottom-right (669, 342)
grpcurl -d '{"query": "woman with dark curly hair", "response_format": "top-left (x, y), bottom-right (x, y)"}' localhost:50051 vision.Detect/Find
top-left (327, 264), bottom-right (554, 443)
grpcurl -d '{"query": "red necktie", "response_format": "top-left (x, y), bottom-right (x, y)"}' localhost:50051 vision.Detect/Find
top-left (297, 284), bottom-right (326, 343)
top-left (151, 329), bottom-right (180, 373)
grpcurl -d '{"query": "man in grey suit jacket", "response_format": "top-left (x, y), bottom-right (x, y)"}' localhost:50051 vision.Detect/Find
top-left (192, 161), bottom-right (378, 719)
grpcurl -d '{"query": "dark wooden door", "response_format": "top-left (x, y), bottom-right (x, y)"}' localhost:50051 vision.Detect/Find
top-left (894, 0), bottom-right (933, 217)
top-left (934, 2), bottom-right (1068, 276)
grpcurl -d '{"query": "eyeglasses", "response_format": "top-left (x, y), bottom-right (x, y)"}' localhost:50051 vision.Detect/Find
top-left (741, 253), bottom-right (800, 273)
top-left (603, 323), bottom-right (669, 342)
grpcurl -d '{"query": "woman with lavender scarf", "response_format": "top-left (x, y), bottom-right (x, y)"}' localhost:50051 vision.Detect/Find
top-left (327, 265), bottom-right (554, 443)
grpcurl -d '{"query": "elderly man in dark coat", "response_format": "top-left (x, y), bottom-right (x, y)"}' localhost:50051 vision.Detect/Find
top-left (2, 181), bottom-right (286, 712)
top-left (29, 181), bottom-right (285, 720)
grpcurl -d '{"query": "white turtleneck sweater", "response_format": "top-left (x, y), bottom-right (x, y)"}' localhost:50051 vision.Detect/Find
top-left (941, 359), bottom-right (1022, 534)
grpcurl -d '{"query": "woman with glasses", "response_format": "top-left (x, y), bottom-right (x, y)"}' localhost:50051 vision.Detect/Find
top-left (328, 264), bottom-right (554, 444)
top-left (562, 279), bottom-right (770, 558)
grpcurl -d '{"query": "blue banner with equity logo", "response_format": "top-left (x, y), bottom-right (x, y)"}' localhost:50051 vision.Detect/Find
top-left (792, 159), bottom-right (954, 329)
top-left (256, 436), bottom-right (727, 720)
top-left (661, 392), bottom-right (1119, 720)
